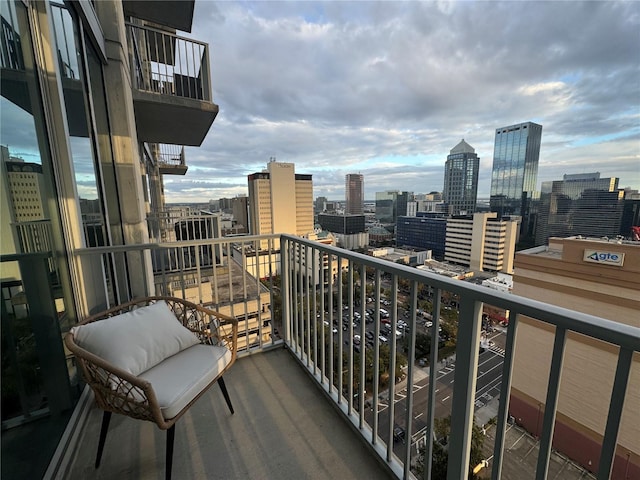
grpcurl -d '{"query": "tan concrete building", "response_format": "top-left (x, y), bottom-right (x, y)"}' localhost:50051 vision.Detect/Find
top-left (444, 212), bottom-right (518, 273)
top-left (248, 161), bottom-right (314, 248)
top-left (511, 237), bottom-right (640, 479)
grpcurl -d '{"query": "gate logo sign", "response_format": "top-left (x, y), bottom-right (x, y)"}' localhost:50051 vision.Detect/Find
top-left (583, 250), bottom-right (625, 266)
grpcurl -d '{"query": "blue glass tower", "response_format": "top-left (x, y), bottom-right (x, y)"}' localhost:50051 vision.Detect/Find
top-left (490, 122), bottom-right (542, 218)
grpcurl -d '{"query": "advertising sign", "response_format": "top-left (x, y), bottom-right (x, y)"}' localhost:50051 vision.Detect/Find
top-left (583, 250), bottom-right (625, 267)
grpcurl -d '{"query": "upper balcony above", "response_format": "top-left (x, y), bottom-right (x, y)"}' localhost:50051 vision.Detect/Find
top-left (123, 0), bottom-right (196, 33)
top-left (127, 23), bottom-right (218, 146)
top-left (145, 143), bottom-right (188, 175)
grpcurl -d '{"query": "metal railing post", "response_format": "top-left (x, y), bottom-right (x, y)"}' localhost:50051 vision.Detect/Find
top-left (280, 237), bottom-right (291, 344)
top-left (447, 296), bottom-right (483, 479)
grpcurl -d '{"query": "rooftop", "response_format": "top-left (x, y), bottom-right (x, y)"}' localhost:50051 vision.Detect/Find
top-left (449, 138), bottom-right (475, 155)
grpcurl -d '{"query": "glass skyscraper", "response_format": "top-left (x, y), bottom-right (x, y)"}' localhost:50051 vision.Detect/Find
top-left (375, 190), bottom-right (412, 224)
top-left (534, 173), bottom-right (623, 245)
top-left (443, 139), bottom-right (479, 215)
top-left (490, 122), bottom-right (542, 218)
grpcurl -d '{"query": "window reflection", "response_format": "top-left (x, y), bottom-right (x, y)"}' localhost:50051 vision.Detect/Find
top-left (1, 2), bottom-right (76, 477)
top-left (50, 2), bottom-right (105, 246)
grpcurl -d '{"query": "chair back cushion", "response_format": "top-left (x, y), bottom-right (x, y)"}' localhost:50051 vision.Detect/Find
top-left (71, 300), bottom-right (200, 375)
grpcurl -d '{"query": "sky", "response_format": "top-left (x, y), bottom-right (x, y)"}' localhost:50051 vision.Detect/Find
top-left (2, 1), bottom-right (637, 203)
top-left (161, 0), bottom-right (639, 203)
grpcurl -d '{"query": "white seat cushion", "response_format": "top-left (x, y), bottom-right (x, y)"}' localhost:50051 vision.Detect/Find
top-left (72, 301), bottom-right (201, 376)
top-left (139, 344), bottom-right (232, 420)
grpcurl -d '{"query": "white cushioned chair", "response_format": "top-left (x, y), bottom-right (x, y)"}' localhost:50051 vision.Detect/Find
top-left (64, 296), bottom-right (237, 480)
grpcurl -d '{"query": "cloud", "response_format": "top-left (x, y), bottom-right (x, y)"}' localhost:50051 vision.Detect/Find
top-left (3, 1), bottom-right (637, 203)
top-left (172, 1), bottom-right (640, 201)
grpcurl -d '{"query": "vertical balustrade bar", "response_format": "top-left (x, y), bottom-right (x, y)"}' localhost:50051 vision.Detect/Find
top-left (447, 296), bottom-right (483, 480)
top-left (597, 347), bottom-right (633, 480)
top-left (372, 269), bottom-right (381, 444)
top-left (295, 242), bottom-right (302, 354)
top-left (320, 250), bottom-right (326, 386)
top-left (312, 246), bottom-right (318, 376)
top-left (212, 243), bottom-right (220, 309)
top-left (424, 286), bottom-right (441, 480)
top-left (178, 245), bottom-right (187, 300)
top-left (169, 28), bottom-right (175, 95)
top-left (359, 263), bottom-right (366, 427)
top-left (225, 243), bottom-right (236, 336)
top-left (267, 238), bottom-right (275, 346)
top-left (328, 254), bottom-right (334, 393)
top-left (241, 241), bottom-right (250, 350)
top-left (491, 311), bottom-right (520, 480)
top-left (535, 326), bottom-right (567, 480)
top-left (195, 243), bottom-right (202, 304)
top-left (152, 31), bottom-right (160, 93)
top-left (162, 31), bottom-right (169, 92)
top-left (337, 254), bottom-right (344, 404)
top-left (280, 238), bottom-right (291, 345)
top-left (305, 245), bottom-right (311, 366)
top-left (387, 274), bottom-right (398, 462)
top-left (189, 39), bottom-right (196, 99)
top-left (253, 240), bottom-right (263, 350)
top-left (201, 42), bottom-right (211, 101)
top-left (349, 262), bottom-right (356, 413)
top-left (404, 280), bottom-right (418, 480)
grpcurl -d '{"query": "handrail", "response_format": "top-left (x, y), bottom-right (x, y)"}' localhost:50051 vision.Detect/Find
top-left (125, 22), bottom-right (209, 49)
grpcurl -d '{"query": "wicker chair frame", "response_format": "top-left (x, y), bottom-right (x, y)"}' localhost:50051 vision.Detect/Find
top-left (64, 296), bottom-right (238, 479)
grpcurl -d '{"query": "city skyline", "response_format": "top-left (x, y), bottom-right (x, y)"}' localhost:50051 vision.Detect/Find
top-left (2, 2), bottom-right (638, 202)
top-left (170, 1), bottom-right (639, 202)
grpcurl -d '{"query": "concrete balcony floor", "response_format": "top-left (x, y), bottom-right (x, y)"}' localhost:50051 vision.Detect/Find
top-left (65, 347), bottom-right (393, 479)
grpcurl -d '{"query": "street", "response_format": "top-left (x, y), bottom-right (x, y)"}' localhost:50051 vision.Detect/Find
top-left (364, 338), bottom-right (505, 460)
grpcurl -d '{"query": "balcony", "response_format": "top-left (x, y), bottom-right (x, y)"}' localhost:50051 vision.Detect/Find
top-left (145, 143), bottom-right (188, 176)
top-left (3, 235), bottom-right (638, 479)
top-left (127, 23), bottom-right (218, 146)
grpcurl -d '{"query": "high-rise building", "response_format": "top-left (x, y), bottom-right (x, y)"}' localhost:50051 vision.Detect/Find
top-left (395, 213), bottom-right (448, 258)
top-left (317, 213), bottom-right (365, 234)
top-left (2, 159), bottom-right (46, 222)
top-left (443, 139), bottom-right (479, 215)
top-left (444, 212), bottom-right (518, 273)
top-left (620, 189), bottom-right (640, 239)
top-left (534, 172), bottom-right (623, 245)
top-left (490, 122), bottom-right (542, 220)
top-left (231, 196), bottom-right (249, 231)
top-left (345, 173), bottom-right (364, 215)
top-left (375, 190), bottom-right (412, 224)
top-left (511, 237), bottom-right (639, 478)
top-left (316, 214), bottom-right (368, 250)
top-left (315, 196), bottom-right (328, 213)
top-left (247, 161), bottom-right (314, 243)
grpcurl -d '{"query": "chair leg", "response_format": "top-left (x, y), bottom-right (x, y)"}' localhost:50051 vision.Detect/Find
top-left (218, 377), bottom-right (234, 414)
top-left (166, 425), bottom-right (175, 480)
top-left (95, 411), bottom-right (112, 468)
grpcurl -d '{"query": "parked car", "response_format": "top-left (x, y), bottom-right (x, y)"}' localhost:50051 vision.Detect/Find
top-left (393, 425), bottom-right (405, 443)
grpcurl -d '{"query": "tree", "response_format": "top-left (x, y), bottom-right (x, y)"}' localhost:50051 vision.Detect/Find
top-left (399, 332), bottom-right (431, 360)
top-left (415, 415), bottom-right (486, 479)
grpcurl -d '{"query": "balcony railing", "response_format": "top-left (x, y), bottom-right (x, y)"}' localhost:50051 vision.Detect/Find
top-left (70, 234), bottom-right (639, 480)
top-left (126, 22), bottom-right (211, 102)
